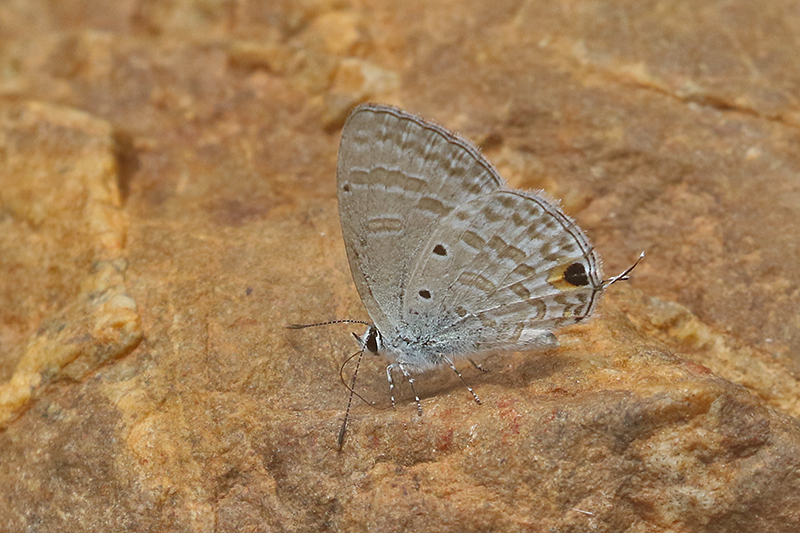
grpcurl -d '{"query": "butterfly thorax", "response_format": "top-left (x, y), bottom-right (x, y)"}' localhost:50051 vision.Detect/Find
top-left (356, 321), bottom-right (483, 373)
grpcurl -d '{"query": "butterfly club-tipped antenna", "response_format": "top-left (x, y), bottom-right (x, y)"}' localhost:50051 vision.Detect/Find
top-left (602, 251), bottom-right (646, 289)
top-left (287, 319), bottom-right (379, 450)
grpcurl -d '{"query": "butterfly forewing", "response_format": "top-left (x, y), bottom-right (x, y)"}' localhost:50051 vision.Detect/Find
top-left (337, 104), bottom-right (504, 333)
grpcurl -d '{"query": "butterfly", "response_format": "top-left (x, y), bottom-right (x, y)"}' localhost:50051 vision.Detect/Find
top-left (291, 104), bottom-right (642, 448)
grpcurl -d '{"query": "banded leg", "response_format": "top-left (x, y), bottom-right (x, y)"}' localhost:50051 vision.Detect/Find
top-left (449, 363), bottom-right (481, 405)
top-left (386, 363), bottom-right (398, 409)
top-left (400, 364), bottom-right (423, 416)
top-left (468, 358), bottom-right (490, 373)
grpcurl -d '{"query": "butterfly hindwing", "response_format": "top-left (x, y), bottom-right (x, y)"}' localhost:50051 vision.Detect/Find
top-left (404, 189), bottom-right (602, 356)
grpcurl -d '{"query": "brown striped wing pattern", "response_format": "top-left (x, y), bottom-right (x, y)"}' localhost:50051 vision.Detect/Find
top-left (337, 105), bottom-right (503, 335)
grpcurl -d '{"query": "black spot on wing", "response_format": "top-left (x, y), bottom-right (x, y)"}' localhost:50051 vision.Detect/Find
top-left (564, 262), bottom-right (589, 286)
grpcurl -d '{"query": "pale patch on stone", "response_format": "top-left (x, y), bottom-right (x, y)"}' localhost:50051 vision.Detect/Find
top-left (0, 101), bottom-right (142, 428)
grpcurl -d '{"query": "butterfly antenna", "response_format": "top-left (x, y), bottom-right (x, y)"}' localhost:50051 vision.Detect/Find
top-left (337, 344), bottom-right (367, 450)
top-left (602, 251), bottom-right (645, 289)
top-left (339, 344), bottom-right (377, 408)
top-left (288, 319), bottom-right (379, 449)
top-left (287, 319), bottom-right (372, 329)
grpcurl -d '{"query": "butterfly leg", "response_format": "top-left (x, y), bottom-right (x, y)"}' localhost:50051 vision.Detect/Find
top-left (386, 363), bottom-right (398, 410)
top-left (468, 358), bottom-right (490, 373)
top-left (399, 364), bottom-right (423, 416)
top-left (449, 362), bottom-right (482, 405)
top-left (386, 363), bottom-right (423, 415)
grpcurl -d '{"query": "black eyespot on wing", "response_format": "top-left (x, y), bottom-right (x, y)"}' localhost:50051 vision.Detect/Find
top-left (433, 244), bottom-right (447, 256)
top-left (419, 289), bottom-right (431, 299)
top-left (342, 183), bottom-right (351, 192)
top-left (564, 262), bottom-right (589, 286)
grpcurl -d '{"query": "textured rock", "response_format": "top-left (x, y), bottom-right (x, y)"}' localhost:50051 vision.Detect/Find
top-left (1, 1), bottom-right (800, 532)
top-left (0, 102), bottom-right (142, 428)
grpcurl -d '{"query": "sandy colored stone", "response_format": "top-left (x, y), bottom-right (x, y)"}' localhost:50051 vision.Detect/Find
top-left (0, 101), bottom-right (142, 428)
top-left (324, 57), bottom-right (401, 128)
top-left (1, 1), bottom-right (800, 532)
top-left (228, 41), bottom-right (301, 76)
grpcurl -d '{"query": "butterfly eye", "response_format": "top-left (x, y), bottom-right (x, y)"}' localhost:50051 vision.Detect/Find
top-left (432, 244), bottom-right (447, 256)
top-left (365, 327), bottom-right (379, 353)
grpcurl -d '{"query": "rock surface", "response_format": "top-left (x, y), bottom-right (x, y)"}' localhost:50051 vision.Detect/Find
top-left (1, 1), bottom-right (799, 532)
